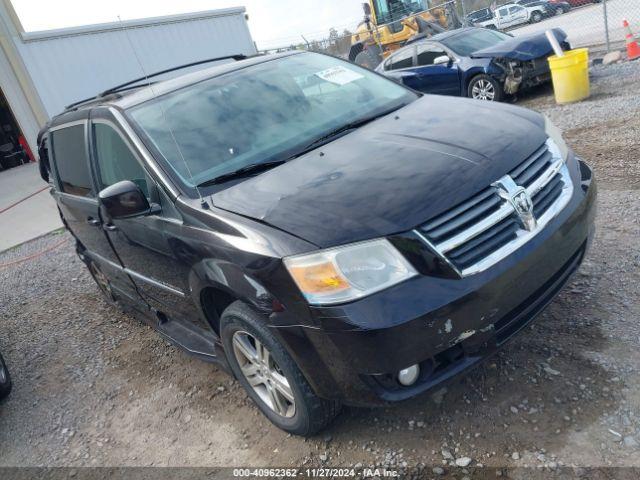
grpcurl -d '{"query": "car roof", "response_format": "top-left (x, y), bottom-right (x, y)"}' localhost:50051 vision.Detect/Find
top-left (47, 51), bottom-right (303, 129)
top-left (429, 27), bottom-right (484, 42)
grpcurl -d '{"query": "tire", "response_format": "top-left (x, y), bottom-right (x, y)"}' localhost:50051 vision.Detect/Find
top-left (468, 74), bottom-right (504, 102)
top-left (87, 260), bottom-right (115, 303)
top-left (0, 352), bottom-right (12, 400)
top-left (354, 48), bottom-right (382, 70)
top-left (530, 11), bottom-right (543, 23)
top-left (555, 7), bottom-right (564, 16)
top-left (221, 301), bottom-right (340, 436)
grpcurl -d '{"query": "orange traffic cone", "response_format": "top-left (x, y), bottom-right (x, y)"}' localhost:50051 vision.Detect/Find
top-left (623, 19), bottom-right (640, 60)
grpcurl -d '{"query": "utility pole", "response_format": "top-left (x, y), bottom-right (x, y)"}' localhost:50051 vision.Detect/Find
top-left (461, 0), bottom-right (468, 27)
top-left (603, 0), bottom-right (610, 52)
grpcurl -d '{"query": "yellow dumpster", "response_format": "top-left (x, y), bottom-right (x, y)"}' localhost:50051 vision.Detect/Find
top-left (547, 48), bottom-right (590, 104)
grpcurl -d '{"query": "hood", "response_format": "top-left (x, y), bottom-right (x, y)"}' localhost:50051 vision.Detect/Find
top-left (212, 95), bottom-right (546, 248)
top-left (471, 28), bottom-right (567, 61)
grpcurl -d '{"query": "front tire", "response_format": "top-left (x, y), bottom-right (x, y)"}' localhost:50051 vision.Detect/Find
top-left (0, 352), bottom-right (12, 400)
top-left (468, 74), bottom-right (503, 102)
top-left (530, 11), bottom-right (543, 23)
top-left (88, 261), bottom-right (115, 303)
top-left (221, 301), bottom-right (340, 436)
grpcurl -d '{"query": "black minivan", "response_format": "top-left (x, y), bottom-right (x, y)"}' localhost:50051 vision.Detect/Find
top-left (39, 51), bottom-right (596, 435)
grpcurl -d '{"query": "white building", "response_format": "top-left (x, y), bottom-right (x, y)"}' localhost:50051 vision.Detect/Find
top-left (0, 0), bottom-right (256, 159)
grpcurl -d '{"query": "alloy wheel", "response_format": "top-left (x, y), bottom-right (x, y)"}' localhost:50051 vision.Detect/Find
top-left (471, 80), bottom-right (496, 101)
top-left (232, 331), bottom-right (296, 418)
top-left (555, 7), bottom-right (563, 15)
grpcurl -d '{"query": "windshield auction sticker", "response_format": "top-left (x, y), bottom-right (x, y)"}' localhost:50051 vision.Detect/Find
top-left (315, 66), bottom-right (364, 85)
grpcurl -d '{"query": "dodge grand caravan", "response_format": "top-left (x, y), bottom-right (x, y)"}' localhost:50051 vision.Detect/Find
top-left (39, 51), bottom-right (596, 435)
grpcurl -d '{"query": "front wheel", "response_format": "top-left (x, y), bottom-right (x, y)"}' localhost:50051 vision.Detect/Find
top-left (555, 7), bottom-right (564, 16)
top-left (0, 352), bottom-right (12, 400)
top-left (530, 11), bottom-right (543, 23)
top-left (468, 74), bottom-right (503, 102)
top-left (221, 301), bottom-right (340, 436)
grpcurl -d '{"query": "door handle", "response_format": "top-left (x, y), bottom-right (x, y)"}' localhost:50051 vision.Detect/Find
top-left (103, 223), bottom-right (118, 232)
top-left (86, 217), bottom-right (101, 227)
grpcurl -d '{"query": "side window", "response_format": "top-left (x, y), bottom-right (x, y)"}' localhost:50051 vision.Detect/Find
top-left (51, 125), bottom-right (93, 197)
top-left (38, 135), bottom-right (51, 183)
top-left (498, 8), bottom-right (508, 16)
top-left (93, 123), bottom-right (150, 198)
top-left (416, 45), bottom-right (448, 66)
top-left (385, 47), bottom-right (414, 71)
top-left (510, 6), bottom-right (522, 14)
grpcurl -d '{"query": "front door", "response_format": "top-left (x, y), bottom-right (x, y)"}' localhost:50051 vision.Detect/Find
top-left (49, 121), bottom-right (137, 300)
top-left (88, 114), bottom-right (203, 327)
top-left (507, 5), bottom-right (529, 27)
top-left (408, 43), bottom-right (460, 96)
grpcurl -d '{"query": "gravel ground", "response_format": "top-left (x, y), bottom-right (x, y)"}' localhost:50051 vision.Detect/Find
top-left (1, 61), bottom-right (639, 476)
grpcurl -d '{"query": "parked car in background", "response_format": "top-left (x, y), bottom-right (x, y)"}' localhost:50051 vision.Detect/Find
top-left (515, 0), bottom-right (572, 16)
top-left (39, 50), bottom-right (595, 436)
top-left (477, 3), bottom-right (546, 30)
top-left (377, 27), bottom-right (569, 101)
top-left (0, 352), bottom-right (11, 400)
top-left (466, 7), bottom-right (494, 26)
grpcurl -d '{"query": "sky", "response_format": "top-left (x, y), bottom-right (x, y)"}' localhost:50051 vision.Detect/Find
top-left (9, 0), bottom-right (365, 49)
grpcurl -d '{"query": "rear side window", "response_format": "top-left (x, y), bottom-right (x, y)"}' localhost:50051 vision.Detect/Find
top-left (51, 125), bottom-right (93, 197)
top-left (38, 136), bottom-right (51, 183)
top-left (386, 48), bottom-right (414, 71)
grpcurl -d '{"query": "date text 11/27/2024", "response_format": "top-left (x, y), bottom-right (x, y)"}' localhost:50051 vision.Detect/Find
top-left (232, 467), bottom-right (400, 477)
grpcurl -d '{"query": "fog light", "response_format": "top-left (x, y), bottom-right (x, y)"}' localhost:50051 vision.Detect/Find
top-left (398, 364), bottom-right (420, 386)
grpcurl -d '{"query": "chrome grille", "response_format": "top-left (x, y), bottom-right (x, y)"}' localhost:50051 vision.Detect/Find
top-left (416, 139), bottom-right (573, 277)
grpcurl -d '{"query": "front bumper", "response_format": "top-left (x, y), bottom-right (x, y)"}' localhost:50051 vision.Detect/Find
top-left (290, 155), bottom-right (596, 406)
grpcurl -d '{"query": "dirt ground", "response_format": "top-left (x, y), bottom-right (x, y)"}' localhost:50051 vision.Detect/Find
top-left (1, 61), bottom-right (639, 477)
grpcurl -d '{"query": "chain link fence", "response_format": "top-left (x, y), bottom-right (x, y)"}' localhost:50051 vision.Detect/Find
top-left (261, 0), bottom-right (640, 60)
top-left (459, 0), bottom-right (640, 51)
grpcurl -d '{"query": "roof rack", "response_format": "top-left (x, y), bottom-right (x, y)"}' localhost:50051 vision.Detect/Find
top-left (64, 54), bottom-right (248, 111)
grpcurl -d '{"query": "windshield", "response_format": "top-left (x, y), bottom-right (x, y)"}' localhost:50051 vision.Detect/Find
top-left (442, 29), bottom-right (512, 57)
top-left (128, 53), bottom-right (416, 189)
top-left (372, 0), bottom-right (427, 24)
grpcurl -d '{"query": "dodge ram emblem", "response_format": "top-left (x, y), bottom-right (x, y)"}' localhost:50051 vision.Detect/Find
top-left (512, 190), bottom-right (533, 216)
top-left (492, 176), bottom-right (537, 232)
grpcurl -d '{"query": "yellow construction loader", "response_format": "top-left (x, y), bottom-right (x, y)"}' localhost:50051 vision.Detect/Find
top-left (349, 0), bottom-right (461, 68)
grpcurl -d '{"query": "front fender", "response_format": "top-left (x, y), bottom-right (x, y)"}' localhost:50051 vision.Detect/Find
top-left (190, 258), bottom-right (276, 316)
top-left (189, 258), bottom-right (345, 400)
top-left (460, 59), bottom-right (499, 95)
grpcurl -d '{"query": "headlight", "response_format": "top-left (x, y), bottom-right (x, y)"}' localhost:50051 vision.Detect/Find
top-left (544, 116), bottom-right (569, 161)
top-left (284, 239), bottom-right (417, 305)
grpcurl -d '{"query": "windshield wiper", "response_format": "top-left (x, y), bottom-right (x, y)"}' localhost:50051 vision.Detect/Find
top-left (197, 160), bottom-right (286, 187)
top-left (295, 106), bottom-right (402, 155)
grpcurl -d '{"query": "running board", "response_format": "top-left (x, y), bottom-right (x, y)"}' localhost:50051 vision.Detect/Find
top-left (156, 318), bottom-right (219, 363)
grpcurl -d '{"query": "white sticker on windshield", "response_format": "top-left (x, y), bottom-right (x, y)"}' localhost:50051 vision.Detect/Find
top-left (315, 66), bottom-right (364, 86)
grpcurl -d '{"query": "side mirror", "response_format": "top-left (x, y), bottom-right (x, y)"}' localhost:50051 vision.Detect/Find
top-left (362, 2), bottom-right (371, 16)
top-left (433, 55), bottom-right (451, 66)
top-left (99, 180), bottom-right (151, 220)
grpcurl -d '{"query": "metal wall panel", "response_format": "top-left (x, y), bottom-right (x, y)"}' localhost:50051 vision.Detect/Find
top-left (13, 9), bottom-right (256, 117)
